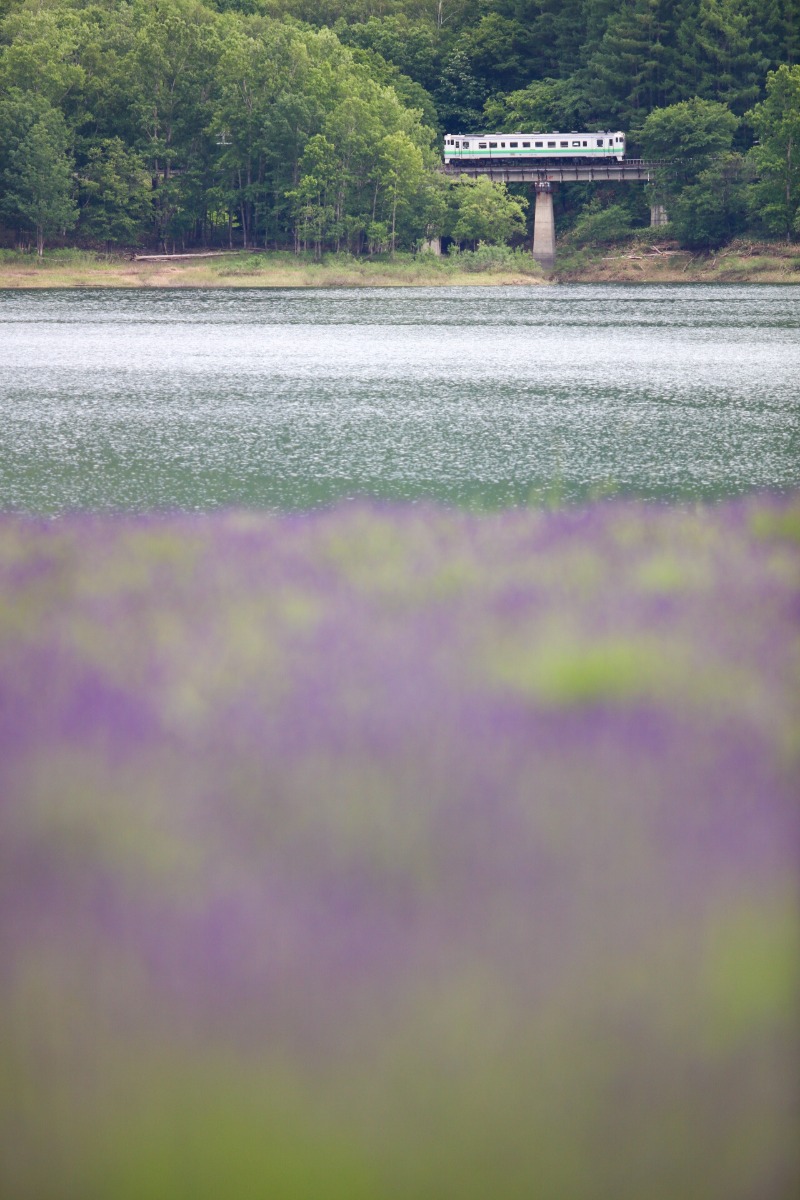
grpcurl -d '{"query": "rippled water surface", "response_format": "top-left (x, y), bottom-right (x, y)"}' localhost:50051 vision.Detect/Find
top-left (1, 284), bottom-right (798, 511)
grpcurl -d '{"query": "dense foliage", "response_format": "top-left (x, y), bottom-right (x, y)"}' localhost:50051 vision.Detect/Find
top-left (1, 497), bottom-right (799, 1198)
top-left (0, 0), bottom-right (798, 252)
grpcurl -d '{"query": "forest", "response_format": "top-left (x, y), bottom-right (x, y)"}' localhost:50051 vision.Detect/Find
top-left (0, 0), bottom-right (798, 255)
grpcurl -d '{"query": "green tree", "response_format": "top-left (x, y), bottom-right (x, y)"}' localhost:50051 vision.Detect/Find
top-left (77, 137), bottom-right (151, 246)
top-left (570, 198), bottom-right (634, 243)
top-left (435, 41), bottom-right (486, 130)
top-left (377, 128), bottom-right (424, 253)
top-left (746, 63), bottom-right (800, 240)
top-left (128, 0), bottom-right (223, 244)
top-left (640, 97), bottom-right (743, 247)
top-left (0, 2), bottom-right (85, 108)
top-left (675, 0), bottom-right (765, 114)
top-left (741, 0), bottom-right (795, 76)
top-left (639, 95), bottom-right (740, 165)
top-left (456, 14), bottom-right (535, 94)
top-left (584, 0), bottom-right (674, 126)
top-left (348, 47), bottom-right (440, 132)
top-left (451, 174), bottom-right (527, 245)
top-left (289, 133), bottom-right (339, 255)
top-left (482, 76), bottom-right (585, 133)
top-left (668, 151), bottom-right (748, 247)
top-left (415, 167), bottom-right (450, 245)
top-left (212, 18), bottom-right (438, 252)
top-left (337, 15), bottom-right (440, 92)
top-left (0, 95), bottom-right (77, 254)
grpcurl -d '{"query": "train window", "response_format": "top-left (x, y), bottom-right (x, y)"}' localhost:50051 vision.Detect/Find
top-left (582, 141), bottom-right (587, 146)
top-left (560, 141), bottom-right (568, 147)
top-left (522, 142), bottom-right (530, 148)
top-left (597, 139), bottom-right (604, 146)
top-left (547, 141), bottom-right (555, 147)
top-left (500, 142), bottom-right (505, 148)
top-left (489, 142), bottom-right (497, 148)
top-left (479, 142), bottom-right (487, 148)
top-left (535, 141), bottom-right (543, 147)
top-left (572, 141), bottom-right (580, 147)
top-left (463, 141), bottom-right (469, 148)
top-left (509, 142), bottom-right (518, 148)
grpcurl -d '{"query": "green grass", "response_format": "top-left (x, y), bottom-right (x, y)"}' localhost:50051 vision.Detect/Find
top-left (0, 247), bottom-right (547, 288)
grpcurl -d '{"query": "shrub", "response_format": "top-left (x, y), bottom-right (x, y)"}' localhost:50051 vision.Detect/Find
top-left (571, 201), bottom-right (634, 246)
top-left (447, 243), bottom-right (540, 274)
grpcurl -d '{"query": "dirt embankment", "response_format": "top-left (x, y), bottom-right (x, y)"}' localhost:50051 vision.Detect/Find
top-left (554, 239), bottom-right (800, 283)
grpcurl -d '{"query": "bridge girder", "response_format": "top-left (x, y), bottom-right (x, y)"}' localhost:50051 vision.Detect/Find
top-left (442, 160), bottom-right (660, 183)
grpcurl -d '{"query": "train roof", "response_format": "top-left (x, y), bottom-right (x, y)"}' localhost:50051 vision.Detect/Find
top-left (446, 131), bottom-right (625, 138)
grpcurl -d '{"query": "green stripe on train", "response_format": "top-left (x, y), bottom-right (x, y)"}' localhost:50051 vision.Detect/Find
top-left (446, 151), bottom-right (621, 158)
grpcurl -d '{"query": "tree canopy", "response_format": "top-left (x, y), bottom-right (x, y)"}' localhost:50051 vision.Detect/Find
top-left (0, 0), bottom-right (798, 252)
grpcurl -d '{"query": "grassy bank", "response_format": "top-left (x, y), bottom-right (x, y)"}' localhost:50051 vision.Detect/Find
top-left (0, 247), bottom-right (545, 288)
top-left (553, 236), bottom-right (800, 283)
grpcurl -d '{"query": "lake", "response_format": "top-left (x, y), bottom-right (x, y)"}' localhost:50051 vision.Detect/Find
top-left (1, 284), bottom-right (798, 511)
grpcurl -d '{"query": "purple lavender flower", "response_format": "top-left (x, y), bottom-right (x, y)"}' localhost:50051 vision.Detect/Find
top-left (0, 497), bottom-right (798, 1200)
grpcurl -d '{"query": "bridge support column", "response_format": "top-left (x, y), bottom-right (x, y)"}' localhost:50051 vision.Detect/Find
top-left (532, 183), bottom-right (556, 268)
top-left (650, 203), bottom-right (668, 227)
top-left (421, 236), bottom-right (441, 255)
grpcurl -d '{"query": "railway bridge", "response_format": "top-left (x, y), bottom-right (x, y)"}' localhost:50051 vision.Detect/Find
top-left (441, 159), bottom-right (666, 267)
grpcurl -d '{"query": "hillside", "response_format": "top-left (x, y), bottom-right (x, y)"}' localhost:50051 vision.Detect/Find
top-left (0, 0), bottom-right (798, 257)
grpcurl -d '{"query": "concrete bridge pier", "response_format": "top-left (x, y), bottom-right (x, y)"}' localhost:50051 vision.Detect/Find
top-left (532, 182), bottom-right (556, 268)
top-left (650, 203), bottom-right (668, 227)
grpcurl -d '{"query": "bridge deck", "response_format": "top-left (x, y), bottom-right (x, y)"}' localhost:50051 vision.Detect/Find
top-left (442, 159), bottom-right (661, 183)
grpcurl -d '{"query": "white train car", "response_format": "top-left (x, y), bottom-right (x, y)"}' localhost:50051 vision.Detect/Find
top-left (444, 132), bottom-right (627, 163)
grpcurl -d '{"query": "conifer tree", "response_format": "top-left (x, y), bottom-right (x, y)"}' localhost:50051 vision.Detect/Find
top-left (676, 0), bottom-right (765, 114)
top-left (586, 0), bottom-right (675, 127)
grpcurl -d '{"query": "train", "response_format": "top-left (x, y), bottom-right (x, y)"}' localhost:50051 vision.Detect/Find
top-left (443, 131), bottom-right (627, 163)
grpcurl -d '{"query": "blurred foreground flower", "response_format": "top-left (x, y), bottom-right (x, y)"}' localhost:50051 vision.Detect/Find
top-left (0, 498), bottom-right (798, 1200)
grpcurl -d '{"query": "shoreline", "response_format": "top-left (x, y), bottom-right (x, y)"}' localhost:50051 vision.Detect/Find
top-left (0, 250), bottom-right (546, 289)
top-left (1, 244), bottom-right (799, 288)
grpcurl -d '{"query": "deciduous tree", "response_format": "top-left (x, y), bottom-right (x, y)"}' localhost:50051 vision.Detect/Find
top-left (451, 175), bottom-right (527, 245)
top-left (746, 63), bottom-right (800, 240)
top-left (0, 92), bottom-right (77, 253)
top-left (640, 97), bottom-right (743, 247)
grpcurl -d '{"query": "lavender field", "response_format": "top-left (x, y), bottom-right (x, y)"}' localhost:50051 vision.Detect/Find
top-left (1, 496), bottom-right (799, 1200)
